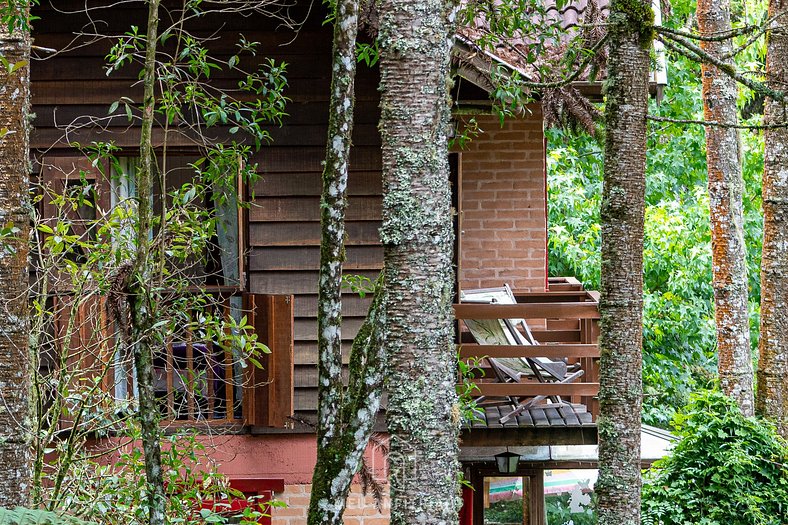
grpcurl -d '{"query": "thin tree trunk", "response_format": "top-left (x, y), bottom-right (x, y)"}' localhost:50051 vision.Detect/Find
top-left (757, 0), bottom-right (788, 437)
top-left (697, 0), bottom-right (755, 417)
top-left (129, 1), bottom-right (166, 523)
top-left (378, 1), bottom-right (459, 524)
top-left (0, 1), bottom-right (32, 507)
top-left (308, 2), bottom-right (389, 521)
top-left (596, 2), bottom-right (651, 524)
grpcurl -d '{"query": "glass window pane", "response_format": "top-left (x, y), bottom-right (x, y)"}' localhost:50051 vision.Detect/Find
top-left (544, 469), bottom-right (597, 525)
top-left (484, 476), bottom-right (525, 525)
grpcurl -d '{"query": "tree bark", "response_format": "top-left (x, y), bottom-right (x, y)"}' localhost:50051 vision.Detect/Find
top-left (129, 1), bottom-right (166, 523)
top-left (0, 1), bottom-right (32, 507)
top-left (308, 2), bottom-right (389, 523)
top-left (596, 1), bottom-right (651, 524)
top-left (697, 0), bottom-right (755, 417)
top-left (378, 1), bottom-right (459, 524)
top-left (757, 0), bottom-right (788, 437)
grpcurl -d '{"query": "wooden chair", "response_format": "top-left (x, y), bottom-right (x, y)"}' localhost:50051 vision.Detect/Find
top-left (460, 285), bottom-right (584, 424)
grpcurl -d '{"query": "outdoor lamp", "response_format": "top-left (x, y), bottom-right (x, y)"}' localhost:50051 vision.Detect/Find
top-left (494, 448), bottom-right (520, 474)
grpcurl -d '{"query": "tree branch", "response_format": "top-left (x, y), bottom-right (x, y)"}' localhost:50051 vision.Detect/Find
top-left (657, 32), bottom-right (785, 101)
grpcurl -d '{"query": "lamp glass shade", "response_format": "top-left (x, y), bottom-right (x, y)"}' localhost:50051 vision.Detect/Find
top-left (494, 451), bottom-right (520, 474)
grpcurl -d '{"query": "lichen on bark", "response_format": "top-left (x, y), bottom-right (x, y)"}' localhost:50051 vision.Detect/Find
top-left (697, 0), bottom-right (755, 417)
top-left (757, 0), bottom-right (788, 438)
top-left (596, 1), bottom-right (651, 524)
top-left (0, 0), bottom-right (32, 507)
top-left (378, 0), bottom-right (460, 524)
top-left (307, 1), bottom-right (389, 523)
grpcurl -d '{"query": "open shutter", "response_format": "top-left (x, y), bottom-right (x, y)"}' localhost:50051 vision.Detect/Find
top-left (243, 294), bottom-right (294, 427)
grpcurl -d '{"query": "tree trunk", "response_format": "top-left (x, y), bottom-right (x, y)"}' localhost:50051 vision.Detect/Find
top-left (757, 0), bottom-right (788, 437)
top-left (0, 1), bottom-right (32, 507)
top-left (307, 2), bottom-right (389, 523)
top-left (697, 0), bottom-right (755, 417)
top-left (129, 1), bottom-right (166, 523)
top-left (378, 1), bottom-right (459, 524)
top-left (596, 2), bottom-right (651, 524)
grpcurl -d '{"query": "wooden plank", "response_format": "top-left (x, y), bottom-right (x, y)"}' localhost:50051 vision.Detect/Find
top-left (248, 245), bottom-right (383, 271)
top-left (454, 302), bottom-right (600, 320)
top-left (294, 365), bottom-right (348, 388)
top-left (294, 317), bottom-right (365, 342)
top-left (251, 146), bottom-right (381, 173)
top-left (32, 122), bottom-right (381, 150)
top-left (31, 53), bottom-right (339, 82)
top-left (249, 196), bottom-right (382, 222)
top-left (470, 383), bottom-right (599, 397)
top-left (294, 388), bottom-right (318, 412)
top-left (249, 270), bottom-right (379, 294)
top-left (460, 427), bottom-right (598, 447)
top-left (32, 101), bottom-right (380, 129)
top-left (31, 74), bottom-right (380, 105)
top-left (249, 221), bottom-right (381, 247)
top-left (294, 342), bottom-right (350, 366)
top-left (31, 26), bottom-right (331, 56)
top-left (532, 330), bottom-right (582, 343)
top-left (294, 294), bottom-right (373, 318)
top-left (243, 294), bottom-right (294, 427)
top-left (511, 291), bottom-right (595, 302)
top-left (459, 344), bottom-right (599, 359)
top-left (252, 171), bottom-right (382, 197)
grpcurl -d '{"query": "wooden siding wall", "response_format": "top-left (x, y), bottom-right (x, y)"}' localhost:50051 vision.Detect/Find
top-left (31, 1), bottom-right (548, 417)
top-left (30, 1), bottom-right (380, 416)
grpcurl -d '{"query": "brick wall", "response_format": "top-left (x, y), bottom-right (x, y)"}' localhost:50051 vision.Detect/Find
top-left (458, 107), bottom-right (547, 293)
top-left (271, 483), bottom-right (391, 525)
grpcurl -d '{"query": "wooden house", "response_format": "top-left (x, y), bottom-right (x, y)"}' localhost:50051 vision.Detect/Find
top-left (27, 1), bottom-right (668, 523)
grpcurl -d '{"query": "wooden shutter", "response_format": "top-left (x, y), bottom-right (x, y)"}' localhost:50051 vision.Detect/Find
top-left (242, 293), bottom-right (294, 427)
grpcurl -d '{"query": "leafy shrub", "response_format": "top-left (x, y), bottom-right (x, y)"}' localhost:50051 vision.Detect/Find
top-left (642, 391), bottom-right (788, 525)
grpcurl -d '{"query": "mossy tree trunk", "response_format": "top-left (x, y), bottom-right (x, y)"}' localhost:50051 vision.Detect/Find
top-left (378, 0), bottom-right (459, 524)
top-left (127, 1), bottom-right (166, 523)
top-left (697, 0), bottom-right (755, 417)
top-left (308, 1), bottom-right (388, 522)
top-left (757, 0), bottom-right (788, 437)
top-left (0, 0), bottom-right (32, 507)
top-left (596, 1), bottom-right (651, 524)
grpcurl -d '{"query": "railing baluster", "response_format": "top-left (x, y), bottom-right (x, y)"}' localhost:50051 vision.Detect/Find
top-left (223, 296), bottom-right (234, 422)
top-left (166, 340), bottom-right (175, 420)
top-left (186, 330), bottom-right (195, 421)
top-left (206, 337), bottom-right (215, 420)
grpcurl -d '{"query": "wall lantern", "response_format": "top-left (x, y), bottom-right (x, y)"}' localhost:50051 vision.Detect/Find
top-left (494, 448), bottom-right (520, 474)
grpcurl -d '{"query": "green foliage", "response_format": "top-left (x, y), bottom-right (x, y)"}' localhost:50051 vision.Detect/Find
top-left (49, 423), bottom-right (272, 525)
top-left (0, 508), bottom-right (93, 525)
top-left (546, 492), bottom-right (596, 525)
top-left (642, 391), bottom-right (788, 525)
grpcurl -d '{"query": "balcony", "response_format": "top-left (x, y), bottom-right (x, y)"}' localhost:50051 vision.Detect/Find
top-left (45, 290), bottom-right (294, 430)
top-left (455, 279), bottom-right (600, 444)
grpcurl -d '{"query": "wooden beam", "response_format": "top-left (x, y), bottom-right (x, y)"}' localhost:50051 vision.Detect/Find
top-left (454, 302), bottom-right (600, 320)
top-left (460, 426), bottom-right (598, 447)
top-left (469, 383), bottom-right (599, 397)
top-left (459, 344), bottom-right (599, 359)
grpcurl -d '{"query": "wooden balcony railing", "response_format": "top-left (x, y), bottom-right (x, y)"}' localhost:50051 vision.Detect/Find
top-left (47, 291), bottom-right (294, 429)
top-left (455, 287), bottom-right (600, 420)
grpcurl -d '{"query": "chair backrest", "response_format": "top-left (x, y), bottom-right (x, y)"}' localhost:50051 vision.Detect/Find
top-left (461, 285), bottom-right (569, 381)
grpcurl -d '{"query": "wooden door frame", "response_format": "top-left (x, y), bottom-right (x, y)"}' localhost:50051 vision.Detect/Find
top-left (468, 466), bottom-right (546, 525)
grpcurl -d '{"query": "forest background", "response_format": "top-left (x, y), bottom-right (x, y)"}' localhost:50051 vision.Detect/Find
top-left (547, 0), bottom-right (766, 428)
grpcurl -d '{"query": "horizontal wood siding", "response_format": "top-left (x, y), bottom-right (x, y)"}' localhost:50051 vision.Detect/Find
top-left (30, 1), bottom-right (376, 416)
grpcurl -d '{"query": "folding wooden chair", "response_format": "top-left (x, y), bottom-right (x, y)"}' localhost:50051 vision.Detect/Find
top-left (460, 285), bottom-right (584, 424)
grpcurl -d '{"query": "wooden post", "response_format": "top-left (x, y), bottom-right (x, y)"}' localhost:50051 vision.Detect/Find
top-left (529, 472), bottom-right (545, 525)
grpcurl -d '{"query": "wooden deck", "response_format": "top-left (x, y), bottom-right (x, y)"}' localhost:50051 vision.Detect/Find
top-left (455, 279), bottom-right (601, 437)
top-left (467, 403), bottom-right (595, 429)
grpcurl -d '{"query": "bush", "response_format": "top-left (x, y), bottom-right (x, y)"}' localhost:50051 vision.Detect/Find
top-left (642, 391), bottom-right (788, 525)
